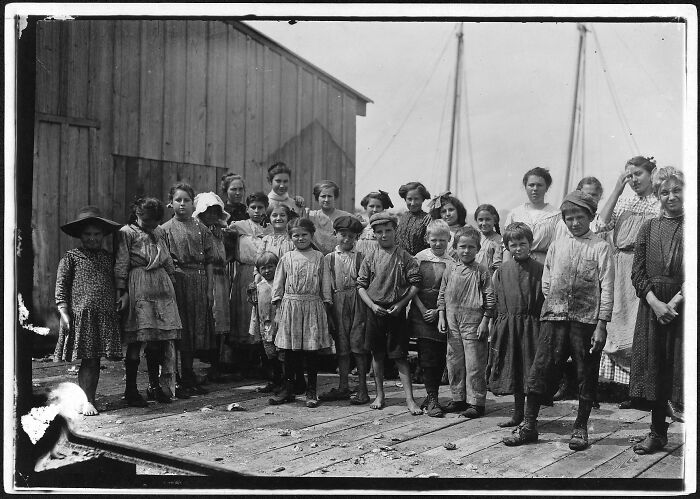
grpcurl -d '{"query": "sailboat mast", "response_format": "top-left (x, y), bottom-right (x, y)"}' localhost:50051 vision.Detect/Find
top-left (446, 23), bottom-right (464, 192)
top-left (563, 23), bottom-right (587, 198)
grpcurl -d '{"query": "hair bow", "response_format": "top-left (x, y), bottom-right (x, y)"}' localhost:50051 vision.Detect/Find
top-left (377, 189), bottom-right (394, 209)
top-left (427, 191), bottom-right (451, 212)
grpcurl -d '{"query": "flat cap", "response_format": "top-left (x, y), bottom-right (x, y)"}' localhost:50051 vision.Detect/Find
top-left (561, 190), bottom-right (598, 215)
top-left (332, 215), bottom-right (364, 234)
top-left (368, 212), bottom-right (398, 228)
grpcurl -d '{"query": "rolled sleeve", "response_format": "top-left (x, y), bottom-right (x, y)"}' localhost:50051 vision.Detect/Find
top-left (356, 253), bottom-right (371, 290)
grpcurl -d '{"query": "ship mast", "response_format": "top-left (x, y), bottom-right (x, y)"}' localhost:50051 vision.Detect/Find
top-left (446, 23), bottom-right (464, 192)
top-left (563, 23), bottom-right (588, 198)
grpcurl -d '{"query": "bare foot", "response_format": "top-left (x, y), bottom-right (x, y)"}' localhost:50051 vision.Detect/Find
top-left (406, 399), bottom-right (422, 415)
top-left (370, 395), bottom-right (385, 410)
top-left (50, 450), bottom-right (66, 459)
top-left (82, 401), bottom-right (99, 416)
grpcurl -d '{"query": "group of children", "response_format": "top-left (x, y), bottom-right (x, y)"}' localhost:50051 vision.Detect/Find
top-left (52, 160), bottom-right (684, 455)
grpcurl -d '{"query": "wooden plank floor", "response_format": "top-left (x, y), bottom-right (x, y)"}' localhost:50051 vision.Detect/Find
top-left (31, 358), bottom-right (686, 482)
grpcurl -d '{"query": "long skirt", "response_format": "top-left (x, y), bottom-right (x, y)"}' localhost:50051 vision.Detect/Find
top-left (211, 269), bottom-right (231, 335)
top-left (172, 267), bottom-right (211, 353)
top-left (629, 277), bottom-right (683, 405)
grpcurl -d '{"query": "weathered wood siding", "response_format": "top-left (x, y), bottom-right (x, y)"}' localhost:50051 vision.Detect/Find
top-left (32, 19), bottom-right (369, 328)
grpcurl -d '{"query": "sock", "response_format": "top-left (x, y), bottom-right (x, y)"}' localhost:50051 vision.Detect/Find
top-left (306, 352), bottom-right (318, 390)
top-left (651, 402), bottom-right (667, 434)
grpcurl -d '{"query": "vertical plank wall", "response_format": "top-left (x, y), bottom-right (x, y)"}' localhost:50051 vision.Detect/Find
top-left (32, 19), bottom-right (368, 327)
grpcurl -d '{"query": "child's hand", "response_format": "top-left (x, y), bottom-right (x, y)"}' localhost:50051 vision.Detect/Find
top-left (58, 310), bottom-right (71, 330)
top-left (386, 304), bottom-right (404, 317)
top-left (477, 320), bottom-right (489, 340)
top-left (589, 325), bottom-right (607, 354)
top-left (423, 309), bottom-right (438, 323)
top-left (372, 304), bottom-right (389, 316)
top-left (116, 293), bottom-right (129, 313)
top-left (650, 299), bottom-right (678, 324)
top-left (246, 284), bottom-right (258, 305)
top-left (438, 315), bottom-right (447, 334)
top-left (294, 195), bottom-right (305, 208)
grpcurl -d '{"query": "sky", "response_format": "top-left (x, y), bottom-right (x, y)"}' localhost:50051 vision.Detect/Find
top-left (246, 20), bottom-right (687, 216)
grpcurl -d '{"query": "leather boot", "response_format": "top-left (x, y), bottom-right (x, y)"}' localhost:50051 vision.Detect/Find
top-left (124, 359), bottom-right (148, 407)
top-left (633, 422), bottom-right (669, 455)
top-left (269, 380), bottom-right (295, 405)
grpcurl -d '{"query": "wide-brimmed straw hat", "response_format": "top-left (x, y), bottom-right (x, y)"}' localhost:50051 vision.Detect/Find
top-left (60, 206), bottom-right (122, 238)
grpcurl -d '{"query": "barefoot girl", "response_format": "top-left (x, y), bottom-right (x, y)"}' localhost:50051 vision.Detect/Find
top-left (54, 206), bottom-right (123, 415)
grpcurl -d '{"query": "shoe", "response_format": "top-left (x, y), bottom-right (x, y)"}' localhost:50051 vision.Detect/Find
top-left (502, 423), bottom-right (538, 446)
top-left (124, 389), bottom-right (148, 408)
top-left (618, 399), bottom-right (633, 409)
top-left (175, 385), bottom-right (193, 399)
top-left (153, 386), bottom-right (173, 403)
top-left (191, 384), bottom-right (209, 395)
top-left (498, 414), bottom-right (524, 428)
top-left (633, 423), bottom-right (669, 455)
top-left (269, 381), bottom-right (295, 405)
top-left (666, 401), bottom-right (684, 423)
top-left (319, 387), bottom-right (351, 401)
top-left (569, 426), bottom-right (589, 451)
top-left (306, 389), bottom-right (319, 408)
top-left (423, 394), bottom-right (444, 418)
top-left (146, 386), bottom-right (156, 401)
top-left (459, 405), bottom-right (485, 419)
top-left (442, 400), bottom-right (468, 413)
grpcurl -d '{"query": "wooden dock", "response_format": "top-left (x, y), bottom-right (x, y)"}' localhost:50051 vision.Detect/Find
top-left (29, 358), bottom-right (686, 491)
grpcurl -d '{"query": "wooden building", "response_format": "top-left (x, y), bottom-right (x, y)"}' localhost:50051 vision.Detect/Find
top-left (32, 19), bottom-right (371, 329)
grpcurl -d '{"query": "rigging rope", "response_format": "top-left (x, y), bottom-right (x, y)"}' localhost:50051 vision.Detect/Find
top-left (590, 27), bottom-right (640, 155)
top-left (364, 25), bottom-right (456, 176)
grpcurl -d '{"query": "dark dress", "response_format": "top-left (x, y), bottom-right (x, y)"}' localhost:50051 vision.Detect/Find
top-left (53, 248), bottom-right (122, 361)
top-left (488, 257), bottom-right (545, 395)
top-left (629, 216), bottom-right (684, 405)
top-left (396, 210), bottom-right (430, 256)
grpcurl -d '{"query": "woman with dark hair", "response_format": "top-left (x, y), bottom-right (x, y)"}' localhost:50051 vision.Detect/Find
top-left (428, 192), bottom-right (467, 252)
top-left (266, 162), bottom-right (305, 216)
top-left (396, 181), bottom-right (432, 256)
top-left (503, 167), bottom-right (559, 264)
top-left (596, 156), bottom-right (660, 406)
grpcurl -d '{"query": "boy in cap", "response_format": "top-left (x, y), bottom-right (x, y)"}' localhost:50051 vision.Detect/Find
top-left (357, 212), bottom-right (423, 414)
top-left (503, 190), bottom-right (614, 451)
top-left (320, 215), bottom-right (370, 404)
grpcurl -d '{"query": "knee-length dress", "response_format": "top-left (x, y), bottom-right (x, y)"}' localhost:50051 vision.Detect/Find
top-left (160, 217), bottom-right (215, 353)
top-left (488, 257), bottom-right (544, 395)
top-left (272, 249), bottom-right (333, 351)
top-left (409, 249), bottom-right (452, 343)
top-left (597, 193), bottom-right (660, 383)
top-left (114, 225), bottom-right (182, 343)
top-left (503, 203), bottom-right (559, 264)
top-left (308, 208), bottom-right (354, 255)
top-left (396, 210), bottom-right (431, 256)
top-left (629, 215), bottom-right (683, 405)
top-left (229, 219), bottom-right (268, 343)
top-left (53, 248), bottom-right (122, 361)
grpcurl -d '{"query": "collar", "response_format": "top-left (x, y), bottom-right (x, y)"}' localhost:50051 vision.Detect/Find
top-left (334, 245), bottom-right (357, 255)
top-left (268, 190), bottom-right (289, 202)
top-left (566, 229), bottom-right (593, 239)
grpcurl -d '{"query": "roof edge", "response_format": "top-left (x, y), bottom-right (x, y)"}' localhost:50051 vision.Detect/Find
top-left (227, 20), bottom-right (373, 106)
